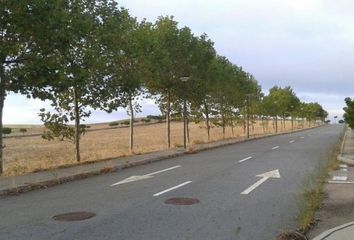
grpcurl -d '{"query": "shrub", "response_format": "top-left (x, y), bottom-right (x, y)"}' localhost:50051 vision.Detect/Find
top-left (109, 122), bottom-right (119, 127)
top-left (120, 120), bottom-right (130, 125)
top-left (2, 127), bottom-right (12, 136)
top-left (141, 118), bottom-right (151, 123)
top-left (19, 128), bottom-right (27, 135)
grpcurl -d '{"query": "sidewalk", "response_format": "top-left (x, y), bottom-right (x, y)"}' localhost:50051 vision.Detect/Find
top-left (337, 127), bottom-right (354, 165)
top-left (310, 126), bottom-right (354, 240)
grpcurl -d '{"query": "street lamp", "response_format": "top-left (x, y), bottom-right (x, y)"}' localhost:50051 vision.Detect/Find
top-left (245, 94), bottom-right (252, 139)
top-left (180, 76), bottom-right (190, 149)
top-left (274, 100), bottom-right (278, 133)
top-left (290, 105), bottom-right (294, 131)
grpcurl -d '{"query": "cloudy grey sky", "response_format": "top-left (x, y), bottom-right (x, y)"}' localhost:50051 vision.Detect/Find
top-left (4, 0), bottom-right (353, 124)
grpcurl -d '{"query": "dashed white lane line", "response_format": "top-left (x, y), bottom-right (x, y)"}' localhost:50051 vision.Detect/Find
top-left (239, 156), bottom-right (253, 163)
top-left (300, 136), bottom-right (305, 139)
top-left (153, 181), bottom-right (192, 197)
top-left (110, 165), bottom-right (181, 186)
top-left (145, 165), bottom-right (181, 176)
top-left (289, 140), bottom-right (295, 143)
top-left (271, 146), bottom-right (280, 150)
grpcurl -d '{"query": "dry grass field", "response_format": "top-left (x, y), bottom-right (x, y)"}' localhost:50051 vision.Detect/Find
top-left (3, 120), bottom-right (309, 176)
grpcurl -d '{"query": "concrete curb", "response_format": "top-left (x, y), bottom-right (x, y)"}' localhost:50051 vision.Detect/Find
top-left (337, 126), bottom-right (354, 165)
top-left (312, 221), bottom-right (354, 240)
top-left (337, 154), bottom-right (354, 166)
top-left (0, 125), bottom-right (323, 197)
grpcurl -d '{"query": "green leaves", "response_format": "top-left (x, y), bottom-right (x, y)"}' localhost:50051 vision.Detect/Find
top-left (344, 97), bottom-right (354, 129)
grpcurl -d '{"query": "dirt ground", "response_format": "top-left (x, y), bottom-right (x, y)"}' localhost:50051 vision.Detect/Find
top-left (3, 120), bottom-right (305, 176)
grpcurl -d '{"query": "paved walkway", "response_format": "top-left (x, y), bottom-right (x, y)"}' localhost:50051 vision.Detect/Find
top-left (312, 126), bottom-right (354, 240)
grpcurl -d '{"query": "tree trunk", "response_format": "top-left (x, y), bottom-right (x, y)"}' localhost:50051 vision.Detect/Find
top-left (222, 113), bottom-right (226, 139)
top-left (166, 91), bottom-right (171, 148)
top-left (221, 103), bottom-right (225, 139)
top-left (243, 108), bottom-right (246, 134)
top-left (186, 116), bottom-right (190, 144)
top-left (204, 102), bottom-right (210, 141)
top-left (129, 97), bottom-right (134, 152)
top-left (0, 65), bottom-right (5, 174)
top-left (231, 116), bottom-right (234, 137)
top-left (73, 86), bottom-right (81, 162)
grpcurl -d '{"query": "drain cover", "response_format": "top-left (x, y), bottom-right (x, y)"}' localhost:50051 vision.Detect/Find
top-left (164, 197), bottom-right (200, 205)
top-left (53, 211), bottom-right (96, 222)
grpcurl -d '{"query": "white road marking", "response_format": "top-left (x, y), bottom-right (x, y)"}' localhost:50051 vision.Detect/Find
top-left (300, 136), bottom-right (305, 139)
top-left (153, 181), bottom-right (192, 197)
top-left (340, 168), bottom-right (348, 172)
top-left (239, 156), bottom-right (253, 163)
top-left (332, 176), bottom-right (348, 181)
top-left (328, 180), bottom-right (354, 184)
top-left (271, 146), bottom-right (279, 150)
top-left (289, 140), bottom-right (295, 143)
top-left (340, 164), bottom-right (348, 168)
top-left (145, 165), bottom-right (181, 176)
top-left (241, 169), bottom-right (281, 195)
top-left (111, 165), bottom-right (181, 186)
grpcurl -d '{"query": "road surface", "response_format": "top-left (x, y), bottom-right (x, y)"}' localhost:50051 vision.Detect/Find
top-left (0, 125), bottom-right (343, 240)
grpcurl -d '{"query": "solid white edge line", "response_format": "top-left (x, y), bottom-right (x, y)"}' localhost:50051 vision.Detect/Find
top-left (271, 146), bottom-right (279, 150)
top-left (153, 181), bottom-right (192, 197)
top-left (328, 180), bottom-right (354, 184)
top-left (239, 156), bottom-right (253, 163)
top-left (146, 165), bottom-right (181, 176)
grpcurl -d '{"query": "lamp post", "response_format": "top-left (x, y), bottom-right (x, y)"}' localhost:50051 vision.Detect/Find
top-left (180, 77), bottom-right (190, 149)
top-left (274, 100), bottom-right (278, 133)
top-left (246, 94), bottom-right (252, 139)
top-left (290, 105), bottom-right (294, 131)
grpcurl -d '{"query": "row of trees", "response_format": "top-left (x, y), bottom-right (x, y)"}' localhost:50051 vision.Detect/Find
top-left (344, 98), bottom-right (354, 129)
top-left (0, 1), bottom-right (327, 174)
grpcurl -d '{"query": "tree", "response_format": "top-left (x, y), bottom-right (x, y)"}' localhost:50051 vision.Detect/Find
top-left (39, 0), bottom-right (120, 162)
top-left (0, 0), bottom-right (67, 174)
top-left (98, 13), bottom-right (152, 152)
top-left (344, 97), bottom-right (354, 129)
top-left (146, 16), bottom-right (196, 148)
top-left (2, 127), bottom-right (11, 136)
top-left (19, 128), bottom-right (27, 135)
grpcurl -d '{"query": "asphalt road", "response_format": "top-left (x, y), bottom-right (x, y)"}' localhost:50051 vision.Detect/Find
top-left (0, 125), bottom-right (343, 240)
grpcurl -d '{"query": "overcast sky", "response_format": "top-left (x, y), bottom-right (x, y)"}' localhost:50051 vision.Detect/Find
top-left (4, 0), bottom-right (353, 124)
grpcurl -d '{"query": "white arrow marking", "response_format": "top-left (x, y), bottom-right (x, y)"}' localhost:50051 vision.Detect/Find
top-left (241, 169), bottom-right (281, 195)
top-left (110, 165), bottom-right (181, 186)
top-left (239, 156), bottom-right (253, 163)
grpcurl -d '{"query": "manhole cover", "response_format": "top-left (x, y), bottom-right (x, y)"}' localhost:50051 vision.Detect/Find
top-left (164, 197), bottom-right (200, 205)
top-left (53, 211), bottom-right (96, 222)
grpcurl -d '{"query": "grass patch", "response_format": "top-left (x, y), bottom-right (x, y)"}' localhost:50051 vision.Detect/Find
top-left (296, 130), bottom-right (343, 232)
